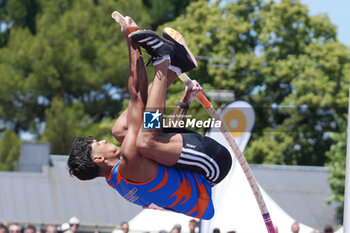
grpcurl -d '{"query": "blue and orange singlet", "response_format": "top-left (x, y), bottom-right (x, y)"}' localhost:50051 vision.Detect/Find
top-left (106, 159), bottom-right (214, 220)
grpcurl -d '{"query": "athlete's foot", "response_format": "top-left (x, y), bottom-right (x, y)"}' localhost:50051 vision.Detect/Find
top-left (129, 30), bottom-right (175, 64)
top-left (129, 29), bottom-right (197, 75)
top-left (162, 27), bottom-right (197, 74)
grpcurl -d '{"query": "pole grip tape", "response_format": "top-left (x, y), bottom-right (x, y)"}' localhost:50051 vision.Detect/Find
top-left (179, 73), bottom-right (211, 109)
top-left (196, 92), bottom-right (211, 109)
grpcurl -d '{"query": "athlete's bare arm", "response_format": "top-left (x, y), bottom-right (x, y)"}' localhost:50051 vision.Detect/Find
top-left (112, 75), bottom-right (177, 144)
top-left (112, 79), bottom-right (200, 143)
top-left (116, 17), bottom-right (156, 182)
top-left (171, 80), bottom-right (202, 123)
top-left (111, 18), bottom-right (180, 144)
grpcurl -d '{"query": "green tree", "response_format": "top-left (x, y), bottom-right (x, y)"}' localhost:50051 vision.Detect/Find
top-left (160, 0), bottom-right (349, 222)
top-left (42, 97), bottom-right (116, 154)
top-left (0, 129), bottom-right (21, 171)
top-left (143, 0), bottom-right (202, 30)
top-left (0, 0), bottom-right (44, 46)
top-left (160, 0), bottom-right (349, 166)
top-left (0, 0), bottom-right (150, 134)
top-left (326, 126), bottom-right (347, 221)
top-left (42, 98), bottom-right (89, 154)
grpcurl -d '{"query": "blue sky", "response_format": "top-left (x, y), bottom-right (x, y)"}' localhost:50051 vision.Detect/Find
top-left (300, 0), bottom-right (350, 45)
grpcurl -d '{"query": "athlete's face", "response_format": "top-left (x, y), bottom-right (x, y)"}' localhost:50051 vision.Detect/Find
top-left (91, 139), bottom-right (120, 161)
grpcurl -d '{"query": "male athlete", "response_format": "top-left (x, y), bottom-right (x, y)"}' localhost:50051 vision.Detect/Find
top-left (68, 16), bottom-right (232, 219)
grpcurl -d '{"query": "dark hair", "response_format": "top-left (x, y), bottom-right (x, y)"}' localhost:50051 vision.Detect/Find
top-left (324, 225), bottom-right (333, 233)
top-left (68, 136), bottom-right (100, 180)
top-left (25, 225), bottom-right (36, 232)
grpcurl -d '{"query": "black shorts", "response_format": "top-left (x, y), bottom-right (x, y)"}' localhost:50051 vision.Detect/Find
top-left (165, 128), bottom-right (232, 186)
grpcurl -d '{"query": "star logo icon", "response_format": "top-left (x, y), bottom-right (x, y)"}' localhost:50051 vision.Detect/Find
top-left (143, 110), bottom-right (162, 129)
top-left (150, 110), bottom-right (162, 122)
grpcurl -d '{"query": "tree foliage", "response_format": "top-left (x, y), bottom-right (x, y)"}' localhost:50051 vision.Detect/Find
top-left (160, 0), bottom-right (349, 166)
top-left (0, 0), bottom-right (150, 134)
top-left (160, 0), bottom-right (349, 221)
top-left (142, 0), bottom-right (201, 30)
top-left (0, 129), bottom-right (21, 171)
top-left (41, 97), bottom-right (90, 155)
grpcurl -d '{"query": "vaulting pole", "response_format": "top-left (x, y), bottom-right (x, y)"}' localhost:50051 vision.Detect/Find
top-left (178, 73), bottom-right (276, 233)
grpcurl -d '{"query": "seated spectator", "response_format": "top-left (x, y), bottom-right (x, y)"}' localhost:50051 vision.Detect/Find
top-left (24, 225), bottom-right (36, 233)
top-left (60, 223), bottom-right (72, 233)
top-left (120, 222), bottom-right (129, 233)
top-left (45, 226), bottom-right (57, 233)
top-left (170, 224), bottom-right (181, 233)
top-left (188, 220), bottom-right (198, 233)
top-left (68, 217), bottom-right (80, 233)
top-left (0, 223), bottom-right (9, 233)
top-left (291, 222), bottom-right (300, 233)
top-left (9, 224), bottom-right (21, 233)
top-left (323, 225), bottom-right (334, 233)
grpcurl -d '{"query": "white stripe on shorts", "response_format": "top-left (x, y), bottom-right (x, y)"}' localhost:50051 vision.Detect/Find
top-left (181, 147), bottom-right (220, 182)
top-left (178, 155), bottom-right (211, 178)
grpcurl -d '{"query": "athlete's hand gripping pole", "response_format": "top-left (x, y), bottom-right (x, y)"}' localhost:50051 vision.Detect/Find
top-left (178, 73), bottom-right (276, 233)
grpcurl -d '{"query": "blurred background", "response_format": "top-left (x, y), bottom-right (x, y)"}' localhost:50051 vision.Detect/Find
top-left (0, 0), bottom-right (349, 233)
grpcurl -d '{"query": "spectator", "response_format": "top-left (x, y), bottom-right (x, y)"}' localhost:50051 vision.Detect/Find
top-left (111, 229), bottom-right (123, 233)
top-left (212, 228), bottom-right (220, 233)
top-left (68, 217), bottom-right (80, 233)
top-left (188, 220), bottom-right (198, 233)
top-left (60, 223), bottom-right (72, 233)
top-left (227, 231), bottom-right (236, 233)
top-left (323, 225), bottom-right (334, 233)
top-left (9, 224), bottom-right (21, 233)
top-left (291, 222), bottom-right (300, 233)
top-left (170, 224), bottom-right (181, 233)
top-left (120, 222), bottom-right (129, 233)
top-left (45, 226), bottom-right (57, 233)
top-left (24, 225), bottom-right (36, 233)
top-left (0, 223), bottom-right (8, 233)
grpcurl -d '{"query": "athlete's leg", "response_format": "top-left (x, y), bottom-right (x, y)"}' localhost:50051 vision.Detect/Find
top-left (131, 29), bottom-right (232, 185)
top-left (112, 72), bottom-right (178, 143)
top-left (126, 31), bottom-right (187, 166)
top-left (174, 132), bottom-right (232, 186)
top-left (136, 58), bottom-right (183, 166)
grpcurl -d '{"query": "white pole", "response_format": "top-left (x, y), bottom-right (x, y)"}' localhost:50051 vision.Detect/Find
top-left (343, 86), bottom-right (350, 233)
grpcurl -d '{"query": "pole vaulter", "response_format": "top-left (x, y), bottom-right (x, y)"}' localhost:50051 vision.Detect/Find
top-left (111, 11), bottom-right (276, 233)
